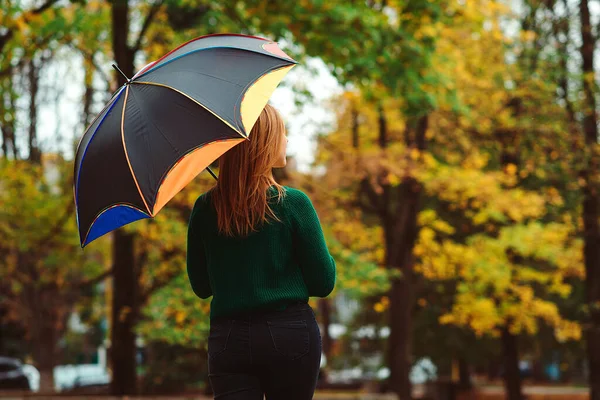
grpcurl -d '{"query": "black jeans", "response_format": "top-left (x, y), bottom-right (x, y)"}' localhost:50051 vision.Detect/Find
top-left (207, 302), bottom-right (322, 399)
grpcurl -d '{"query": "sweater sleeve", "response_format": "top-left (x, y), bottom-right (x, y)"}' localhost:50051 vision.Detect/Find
top-left (186, 199), bottom-right (213, 299)
top-left (290, 189), bottom-right (336, 297)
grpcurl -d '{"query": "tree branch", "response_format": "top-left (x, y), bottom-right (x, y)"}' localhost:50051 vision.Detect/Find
top-left (360, 178), bottom-right (384, 217)
top-left (37, 200), bottom-right (75, 255)
top-left (132, 1), bottom-right (163, 53)
top-left (169, 201), bottom-right (193, 223)
top-left (0, 31), bottom-right (14, 56)
top-left (0, 56), bottom-right (24, 79)
top-left (139, 270), bottom-right (179, 305)
top-left (31, 0), bottom-right (60, 15)
top-left (0, 0), bottom-right (61, 54)
top-left (68, 43), bottom-right (111, 83)
top-left (354, 198), bottom-right (379, 215)
top-left (139, 248), bottom-right (184, 305)
top-left (75, 268), bottom-right (114, 290)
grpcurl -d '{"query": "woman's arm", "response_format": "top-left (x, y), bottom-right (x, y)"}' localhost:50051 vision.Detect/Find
top-left (291, 189), bottom-right (336, 297)
top-left (186, 203), bottom-right (213, 299)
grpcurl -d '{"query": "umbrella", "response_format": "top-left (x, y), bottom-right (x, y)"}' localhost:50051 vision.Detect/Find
top-left (74, 33), bottom-right (297, 248)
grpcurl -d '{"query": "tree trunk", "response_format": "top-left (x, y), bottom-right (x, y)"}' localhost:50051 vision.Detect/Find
top-left (458, 357), bottom-right (472, 389)
top-left (351, 105), bottom-right (360, 149)
top-left (110, 230), bottom-right (138, 395)
top-left (386, 115), bottom-right (427, 399)
top-left (28, 58), bottom-right (41, 164)
top-left (388, 267), bottom-right (414, 399)
top-left (108, 1), bottom-right (139, 396)
top-left (31, 312), bottom-right (58, 393)
top-left (487, 359), bottom-right (500, 381)
top-left (78, 63), bottom-right (95, 157)
top-left (579, 2), bottom-right (600, 399)
top-left (1, 73), bottom-right (18, 159)
top-left (501, 328), bottom-right (523, 400)
top-left (554, 0), bottom-right (575, 124)
top-left (38, 369), bottom-right (54, 393)
top-left (82, 63), bottom-right (95, 129)
top-left (318, 299), bottom-right (333, 360)
top-left (0, 95), bottom-right (16, 159)
top-left (387, 178), bottom-right (420, 399)
top-left (7, 79), bottom-right (17, 159)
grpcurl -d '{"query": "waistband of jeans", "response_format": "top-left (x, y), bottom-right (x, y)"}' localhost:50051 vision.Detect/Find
top-left (213, 300), bottom-right (310, 323)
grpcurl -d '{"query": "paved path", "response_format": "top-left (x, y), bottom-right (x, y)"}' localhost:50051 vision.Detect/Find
top-left (0, 386), bottom-right (590, 399)
top-left (477, 385), bottom-right (588, 395)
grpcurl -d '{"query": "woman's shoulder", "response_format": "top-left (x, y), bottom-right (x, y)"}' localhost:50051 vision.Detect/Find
top-left (280, 186), bottom-right (314, 209)
top-left (191, 190), bottom-right (214, 215)
top-left (281, 186), bottom-right (308, 199)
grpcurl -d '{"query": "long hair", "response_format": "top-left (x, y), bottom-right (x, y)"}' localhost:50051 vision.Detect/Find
top-left (211, 104), bottom-right (286, 237)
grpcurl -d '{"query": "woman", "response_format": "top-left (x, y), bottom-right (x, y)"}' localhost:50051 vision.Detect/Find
top-left (186, 104), bottom-right (336, 399)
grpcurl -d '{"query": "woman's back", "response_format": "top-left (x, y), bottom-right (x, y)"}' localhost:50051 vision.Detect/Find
top-left (187, 186), bottom-right (336, 319)
top-left (186, 104), bottom-right (335, 399)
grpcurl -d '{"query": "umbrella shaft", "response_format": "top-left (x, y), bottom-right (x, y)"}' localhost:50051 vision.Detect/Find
top-left (112, 63), bottom-right (130, 82)
top-left (207, 167), bottom-right (218, 180)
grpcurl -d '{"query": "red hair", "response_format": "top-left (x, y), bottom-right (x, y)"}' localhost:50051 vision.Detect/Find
top-left (211, 104), bottom-right (285, 236)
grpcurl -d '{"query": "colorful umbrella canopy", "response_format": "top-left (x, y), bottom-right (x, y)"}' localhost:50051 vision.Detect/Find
top-left (74, 34), bottom-right (297, 247)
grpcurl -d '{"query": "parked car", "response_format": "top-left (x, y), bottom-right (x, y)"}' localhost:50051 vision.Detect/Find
top-left (54, 364), bottom-right (110, 392)
top-left (0, 357), bottom-right (31, 391)
top-left (64, 374), bottom-right (110, 395)
top-left (20, 364), bottom-right (40, 392)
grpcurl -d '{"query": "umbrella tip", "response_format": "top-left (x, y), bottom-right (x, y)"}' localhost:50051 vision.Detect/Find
top-left (112, 63), bottom-right (131, 83)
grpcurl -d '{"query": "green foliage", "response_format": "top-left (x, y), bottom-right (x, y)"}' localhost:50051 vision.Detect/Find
top-left (0, 157), bottom-right (109, 366)
top-left (138, 272), bottom-right (210, 347)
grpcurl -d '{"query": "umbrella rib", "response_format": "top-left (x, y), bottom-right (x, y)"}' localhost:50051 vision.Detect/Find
top-left (82, 202), bottom-right (150, 247)
top-left (130, 81), bottom-right (247, 139)
top-left (121, 85), bottom-right (152, 214)
top-left (168, 68), bottom-right (244, 87)
top-left (136, 45), bottom-right (295, 80)
top-left (129, 87), bottom-right (180, 154)
top-left (148, 34), bottom-right (270, 71)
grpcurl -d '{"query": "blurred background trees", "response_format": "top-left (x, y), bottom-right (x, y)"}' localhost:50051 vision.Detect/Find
top-left (1, 1), bottom-right (598, 400)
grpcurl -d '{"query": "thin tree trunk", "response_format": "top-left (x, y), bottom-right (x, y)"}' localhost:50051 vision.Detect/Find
top-left (501, 328), bottom-right (523, 400)
top-left (531, 358), bottom-right (544, 383)
top-left (318, 299), bottom-right (332, 359)
top-left (1, 73), bottom-right (18, 159)
top-left (28, 58), bottom-right (41, 164)
top-left (555, 0), bottom-right (575, 124)
top-left (579, 2), bottom-right (600, 399)
top-left (109, 3), bottom-right (138, 394)
top-left (7, 78), bottom-right (17, 159)
top-left (1, 111), bottom-right (8, 157)
top-left (0, 116), bottom-right (15, 159)
top-left (82, 62), bottom-right (95, 130)
top-left (458, 357), bottom-right (472, 389)
top-left (78, 62), bottom-right (95, 157)
top-left (351, 105), bottom-right (360, 149)
top-left (487, 359), bottom-right (499, 381)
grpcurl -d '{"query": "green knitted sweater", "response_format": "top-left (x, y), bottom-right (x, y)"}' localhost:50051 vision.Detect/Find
top-left (186, 186), bottom-right (336, 319)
